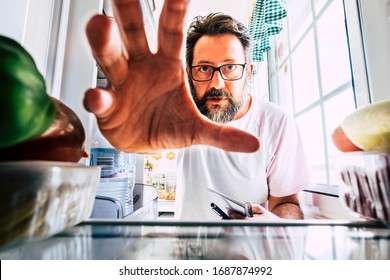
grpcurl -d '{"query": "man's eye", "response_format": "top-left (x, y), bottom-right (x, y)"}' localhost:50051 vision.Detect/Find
top-left (199, 66), bottom-right (211, 72)
top-left (225, 64), bottom-right (237, 71)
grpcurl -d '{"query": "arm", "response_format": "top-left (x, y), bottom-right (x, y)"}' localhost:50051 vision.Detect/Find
top-left (268, 193), bottom-right (303, 219)
top-left (83, 0), bottom-right (259, 154)
top-left (228, 193), bottom-right (304, 220)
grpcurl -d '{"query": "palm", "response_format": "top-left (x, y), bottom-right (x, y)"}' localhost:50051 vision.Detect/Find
top-left (84, 0), bottom-right (259, 153)
top-left (103, 56), bottom-right (200, 152)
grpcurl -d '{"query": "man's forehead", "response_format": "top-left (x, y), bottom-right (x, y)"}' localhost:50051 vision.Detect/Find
top-left (193, 34), bottom-right (246, 64)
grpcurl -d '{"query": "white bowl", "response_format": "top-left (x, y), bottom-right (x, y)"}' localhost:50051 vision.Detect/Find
top-left (0, 161), bottom-right (100, 249)
top-left (334, 151), bottom-right (390, 226)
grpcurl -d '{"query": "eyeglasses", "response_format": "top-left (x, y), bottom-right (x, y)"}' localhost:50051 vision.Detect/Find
top-left (189, 63), bottom-right (246, 82)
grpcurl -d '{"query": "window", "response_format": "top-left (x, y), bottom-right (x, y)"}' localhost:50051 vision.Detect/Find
top-left (268, 0), bottom-right (370, 193)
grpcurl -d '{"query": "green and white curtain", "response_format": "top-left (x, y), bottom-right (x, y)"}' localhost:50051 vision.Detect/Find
top-left (249, 0), bottom-right (287, 62)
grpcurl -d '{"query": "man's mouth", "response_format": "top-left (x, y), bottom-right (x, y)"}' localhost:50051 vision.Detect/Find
top-left (207, 95), bottom-right (227, 103)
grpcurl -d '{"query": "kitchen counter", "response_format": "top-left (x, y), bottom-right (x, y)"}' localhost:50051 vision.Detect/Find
top-left (0, 220), bottom-right (389, 260)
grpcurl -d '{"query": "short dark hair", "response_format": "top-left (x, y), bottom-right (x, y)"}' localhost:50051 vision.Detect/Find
top-left (186, 13), bottom-right (252, 68)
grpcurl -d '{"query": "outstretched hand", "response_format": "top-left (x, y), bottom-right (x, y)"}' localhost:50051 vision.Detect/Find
top-left (84, 0), bottom-right (260, 153)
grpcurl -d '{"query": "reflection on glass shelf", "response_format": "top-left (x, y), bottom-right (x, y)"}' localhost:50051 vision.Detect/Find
top-left (0, 221), bottom-right (388, 260)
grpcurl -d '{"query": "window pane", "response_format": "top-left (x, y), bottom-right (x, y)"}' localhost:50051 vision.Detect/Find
top-left (317, 0), bottom-right (352, 94)
top-left (276, 61), bottom-right (294, 115)
top-left (291, 31), bottom-right (320, 112)
top-left (274, 18), bottom-right (290, 66)
top-left (314, 0), bottom-right (329, 15)
top-left (252, 61), bottom-right (269, 100)
top-left (287, 0), bottom-right (313, 47)
top-left (296, 107), bottom-right (327, 184)
top-left (323, 89), bottom-right (356, 185)
top-left (323, 89), bottom-right (356, 157)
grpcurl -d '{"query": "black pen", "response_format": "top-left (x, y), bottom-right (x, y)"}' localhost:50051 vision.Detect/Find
top-left (211, 203), bottom-right (231, 219)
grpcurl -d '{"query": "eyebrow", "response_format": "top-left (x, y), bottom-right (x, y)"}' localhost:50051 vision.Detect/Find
top-left (195, 59), bottom-right (238, 65)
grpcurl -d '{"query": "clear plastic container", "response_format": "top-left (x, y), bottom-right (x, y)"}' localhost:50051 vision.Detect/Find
top-left (0, 161), bottom-right (100, 249)
top-left (90, 148), bottom-right (136, 215)
top-left (333, 151), bottom-right (390, 226)
top-left (90, 122), bottom-right (136, 217)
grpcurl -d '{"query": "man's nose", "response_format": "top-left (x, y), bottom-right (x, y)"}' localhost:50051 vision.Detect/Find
top-left (209, 70), bottom-right (225, 89)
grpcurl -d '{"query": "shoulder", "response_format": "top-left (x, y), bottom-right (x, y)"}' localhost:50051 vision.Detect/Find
top-left (251, 97), bottom-right (291, 127)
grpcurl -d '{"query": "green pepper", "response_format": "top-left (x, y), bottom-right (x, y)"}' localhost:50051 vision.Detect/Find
top-left (0, 35), bottom-right (56, 149)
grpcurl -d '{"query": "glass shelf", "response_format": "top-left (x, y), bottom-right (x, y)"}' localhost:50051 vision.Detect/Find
top-left (0, 220), bottom-right (388, 260)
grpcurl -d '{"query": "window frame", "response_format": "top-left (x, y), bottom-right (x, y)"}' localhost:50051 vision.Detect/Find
top-left (267, 0), bottom-right (372, 216)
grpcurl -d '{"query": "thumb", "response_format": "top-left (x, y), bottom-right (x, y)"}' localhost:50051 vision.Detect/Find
top-left (198, 120), bottom-right (260, 153)
top-left (251, 204), bottom-right (266, 215)
top-left (84, 88), bottom-right (116, 120)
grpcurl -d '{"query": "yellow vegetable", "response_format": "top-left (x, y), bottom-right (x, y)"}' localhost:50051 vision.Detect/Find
top-left (341, 99), bottom-right (390, 151)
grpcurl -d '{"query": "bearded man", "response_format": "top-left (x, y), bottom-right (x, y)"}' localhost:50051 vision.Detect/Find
top-left (174, 13), bottom-right (312, 221)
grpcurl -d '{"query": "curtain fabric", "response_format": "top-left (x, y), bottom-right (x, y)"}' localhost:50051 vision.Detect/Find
top-left (249, 0), bottom-right (287, 62)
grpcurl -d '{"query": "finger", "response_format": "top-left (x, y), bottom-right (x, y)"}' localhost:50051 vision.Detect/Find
top-left (197, 120), bottom-right (260, 153)
top-left (84, 87), bottom-right (116, 120)
top-left (227, 210), bottom-right (246, 220)
top-left (86, 14), bottom-right (128, 85)
top-left (158, 0), bottom-right (189, 59)
top-left (112, 0), bottom-right (150, 60)
top-left (251, 204), bottom-right (266, 215)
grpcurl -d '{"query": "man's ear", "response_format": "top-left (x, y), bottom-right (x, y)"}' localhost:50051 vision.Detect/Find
top-left (247, 63), bottom-right (254, 80)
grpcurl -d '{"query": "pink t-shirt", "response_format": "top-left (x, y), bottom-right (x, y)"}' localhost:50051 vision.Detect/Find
top-left (174, 97), bottom-right (313, 220)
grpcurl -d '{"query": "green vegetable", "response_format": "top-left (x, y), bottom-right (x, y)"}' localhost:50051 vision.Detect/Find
top-left (0, 35), bottom-right (56, 149)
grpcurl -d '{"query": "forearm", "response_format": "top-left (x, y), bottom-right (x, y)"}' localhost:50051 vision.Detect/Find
top-left (271, 202), bottom-right (304, 219)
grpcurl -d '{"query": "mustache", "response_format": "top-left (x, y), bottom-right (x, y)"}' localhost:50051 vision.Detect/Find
top-left (203, 88), bottom-right (233, 102)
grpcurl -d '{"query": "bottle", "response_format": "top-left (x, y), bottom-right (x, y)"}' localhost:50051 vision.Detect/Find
top-left (89, 122), bottom-right (136, 217)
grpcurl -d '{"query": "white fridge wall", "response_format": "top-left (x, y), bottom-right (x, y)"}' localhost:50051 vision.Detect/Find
top-left (344, 0), bottom-right (390, 105)
top-left (58, 0), bottom-right (103, 165)
top-left (0, 0), bottom-right (29, 43)
top-left (358, 0), bottom-right (390, 102)
top-left (1, 0), bottom-right (103, 165)
top-left (0, 0), bottom-right (56, 82)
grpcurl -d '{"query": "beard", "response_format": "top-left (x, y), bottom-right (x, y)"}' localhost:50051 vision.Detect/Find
top-left (190, 83), bottom-right (246, 124)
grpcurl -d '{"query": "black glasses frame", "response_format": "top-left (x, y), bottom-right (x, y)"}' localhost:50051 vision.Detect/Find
top-left (189, 63), bottom-right (246, 82)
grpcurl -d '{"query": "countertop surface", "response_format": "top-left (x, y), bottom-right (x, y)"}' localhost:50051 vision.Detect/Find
top-left (0, 220), bottom-right (389, 260)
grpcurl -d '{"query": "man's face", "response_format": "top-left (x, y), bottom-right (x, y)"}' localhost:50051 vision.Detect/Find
top-left (188, 34), bottom-right (251, 124)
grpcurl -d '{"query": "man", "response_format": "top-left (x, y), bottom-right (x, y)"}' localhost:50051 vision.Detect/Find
top-left (84, 0), bottom-right (312, 220)
top-left (174, 13), bottom-right (312, 220)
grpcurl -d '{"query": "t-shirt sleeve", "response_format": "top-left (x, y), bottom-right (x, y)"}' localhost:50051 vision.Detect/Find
top-left (265, 113), bottom-right (313, 197)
